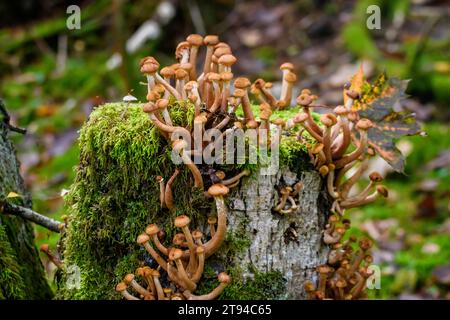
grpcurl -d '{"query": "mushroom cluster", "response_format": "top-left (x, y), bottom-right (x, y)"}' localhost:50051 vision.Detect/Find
top-left (273, 181), bottom-right (303, 215)
top-left (304, 215), bottom-right (374, 300)
top-left (116, 183), bottom-right (231, 300)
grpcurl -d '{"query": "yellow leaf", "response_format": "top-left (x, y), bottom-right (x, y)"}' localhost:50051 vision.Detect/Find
top-left (343, 64), bottom-right (365, 105)
top-left (7, 191), bottom-right (21, 198)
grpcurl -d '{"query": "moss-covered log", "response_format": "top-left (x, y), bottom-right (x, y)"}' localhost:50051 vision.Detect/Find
top-left (57, 103), bottom-right (329, 299)
top-left (0, 111), bottom-right (53, 299)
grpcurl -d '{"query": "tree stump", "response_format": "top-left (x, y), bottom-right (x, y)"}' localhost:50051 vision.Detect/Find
top-left (57, 103), bottom-right (329, 299)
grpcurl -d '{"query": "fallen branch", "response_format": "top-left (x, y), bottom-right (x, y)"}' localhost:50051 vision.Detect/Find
top-left (1, 202), bottom-right (62, 233)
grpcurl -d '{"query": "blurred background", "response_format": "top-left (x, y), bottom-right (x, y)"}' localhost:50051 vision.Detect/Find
top-left (0, 0), bottom-right (448, 299)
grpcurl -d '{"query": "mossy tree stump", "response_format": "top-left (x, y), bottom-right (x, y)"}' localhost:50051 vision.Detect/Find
top-left (0, 113), bottom-right (52, 299)
top-left (58, 103), bottom-right (329, 299)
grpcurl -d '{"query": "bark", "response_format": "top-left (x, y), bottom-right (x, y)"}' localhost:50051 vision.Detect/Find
top-left (0, 114), bottom-right (52, 299)
top-left (227, 167), bottom-right (329, 299)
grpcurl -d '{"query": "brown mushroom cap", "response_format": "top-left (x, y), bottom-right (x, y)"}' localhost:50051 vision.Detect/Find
top-left (285, 72), bottom-right (297, 83)
top-left (208, 183), bottom-right (229, 197)
top-left (137, 233), bottom-right (150, 245)
top-left (175, 68), bottom-right (188, 79)
top-left (187, 34), bottom-right (204, 46)
top-left (320, 114), bottom-right (337, 127)
top-left (214, 47), bottom-right (232, 58)
top-left (346, 90), bottom-right (360, 100)
top-left (220, 71), bottom-right (234, 82)
top-left (204, 35), bottom-right (219, 46)
top-left (293, 112), bottom-right (309, 123)
top-left (233, 88), bottom-right (245, 98)
top-left (151, 269), bottom-right (160, 277)
top-left (334, 105), bottom-right (348, 115)
top-left (207, 216), bottom-right (218, 224)
top-left (192, 230), bottom-right (203, 240)
top-left (140, 62), bottom-right (159, 75)
top-left (280, 62), bottom-right (294, 71)
top-left (160, 67), bottom-right (175, 78)
top-left (140, 56), bottom-right (159, 68)
top-left (218, 272), bottom-right (231, 284)
top-left (156, 99), bottom-right (169, 110)
top-left (317, 265), bottom-right (332, 274)
top-left (218, 54), bottom-right (236, 67)
top-left (145, 224), bottom-right (159, 235)
top-left (272, 118), bottom-right (286, 126)
top-left (234, 77), bottom-right (251, 89)
top-left (215, 170), bottom-right (226, 180)
top-left (359, 238), bottom-right (373, 250)
top-left (40, 244), bottom-right (49, 252)
top-left (356, 118), bottom-right (373, 130)
top-left (207, 72), bottom-right (221, 82)
top-left (296, 93), bottom-right (314, 106)
top-left (123, 274), bottom-right (135, 284)
top-left (173, 233), bottom-right (186, 245)
top-left (184, 80), bottom-right (198, 91)
top-left (311, 143), bottom-right (324, 154)
top-left (246, 120), bottom-right (259, 129)
top-left (196, 246), bottom-right (205, 254)
top-left (116, 282), bottom-right (128, 292)
top-left (174, 215), bottom-right (191, 228)
top-left (369, 172), bottom-right (383, 182)
top-left (168, 248), bottom-right (183, 260)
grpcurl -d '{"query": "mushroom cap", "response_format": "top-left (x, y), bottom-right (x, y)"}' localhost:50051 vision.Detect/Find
top-left (175, 68), bottom-right (188, 79)
top-left (218, 54), bottom-right (236, 66)
top-left (272, 118), bottom-right (286, 126)
top-left (172, 139), bottom-right (188, 152)
top-left (194, 114), bottom-right (208, 124)
top-left (276, 100), bottom-right (287, 109)
top-left (215, 170), bottom-right (226, 180)
top-left (156, 99), bottom-right (169, 110)
top-left (115, 282), bottom-right (128, 292)
top-left (234, 77), bottom-right (251, 89)
top-left (140, 62), bottom-right (159, 74)
top-left (296, 93), bottom-right (314, 106)
top-left (376, 185), bottom-right (389, 198)
top-left (336, 278), bottom-right (347, 288)
top-left (160, 67), bottom-right (175, 78)
top-left (206, 72), bottom-right (221, 82)
top-left (233, 121), bottom-right (243, 129)
top-left (280, 186), bottom-right (292, 195)
top-left (207, 216), bottom-right (218, 224)
top-left (140, 56), bottom-right (159, 68)
top-left (319, 165), bottom-right (329, 176)
top-left (233, 88), bottom-right (245, 98)
top-left (135, 267), bottom-right (145, 277)
top-left (214, 46), bottom-right (232, 58)
top-left (280, 62), bottom-right (294, 71)
top-left (218, 272), bottom-right (231, 284)
top-left (359, 238), bottom-right (373, 250)
top-left (143, 102), bottom-right (159, 113)
top-left (40, 244), bottom-right (49, 252)
top-left (259, 104), bottom-right (272, 120)
top-left (169, 248), bottom-right (183, 260)
top-left (145, 224), bottom-right (159, 235)
top-left (220, 71), bottom-right (234, 82)
top-left (208, 183), bottom-right (229, 197)
top-left (176, 41), bottom-right (190, 58)
top-left (187, 34), bottom-right (203, 46)
top-left (293, 112), bottom-right (309, 123)
top-left (174, 215), bottom-right (191, 228)
top-left (311, 143), bottom-right (324, 154)
top-left (137, 233), bottom-right (150, 245)
top-left (246, 120), bottom-right (259, 129)
top-left (334, 105), bottom-right (348, 115)
top-left (356, 118), bottom-right (373, 130)
top-left (156, 176), bottom-right (164, 183)
top-left (304, 281), bottom-right (315, 292)
top-left (285, 72), bottom-right (297, 83)
top-left (172, 233), bottom-right (186, 245)
top-left (253, 78), bottom-right (265, 89)
top-left (204, 35), bottom-right (219, 45)
top-left (369, 172), bottom-right (383, 182)
top-left (320, 114), bottom-right (337, 127)
top-left (184, 80), bottom-right (198, 91)
top-left (123, 273), bottom-right (135, 284)
top-left (192, 230), bottom-right (203, 239)
top-left (151, 269), bottom-right (160, 277)
top-left (214, 42), bottom-right (230, 50)
top-left (264, 82), bottom-right (273, 89)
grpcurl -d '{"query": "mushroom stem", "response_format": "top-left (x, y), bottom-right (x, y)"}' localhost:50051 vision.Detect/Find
top-left (222, 169), bottom-right (250, 186)
top-left (39, 244), bottom-right (63, 268)
top-left (152, 272), bottom-right (165, 300)
top-left (172, 139), bottom-right (204, 189)
top-left (145, 224), bottom-right (169, 257)
top-left (332, 118), bottom-right (351, 159)
top-left (191, 247), bottom-right (205, 283)
top-left (155, 73), bottom-right (182, 100)
top-left (137, 234), bottom-right (169, 271)
top-left (156, 176), bottom-right (166, 208)
top-left (116, 282), bottom-right (140, 300)
top-left (164, 168), bottom-right (181, 211)
top-left (334, 119), bottom-right (371, 169)
top-left (337, 158), bottom-right (368, 199)
top-left (124, 274), bottom-right (152, 298)
top-left (183, 273), bottom-right (231, 300)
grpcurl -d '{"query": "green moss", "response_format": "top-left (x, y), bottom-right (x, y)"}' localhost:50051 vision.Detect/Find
top-left (0, 223), bottom-right (26, 299)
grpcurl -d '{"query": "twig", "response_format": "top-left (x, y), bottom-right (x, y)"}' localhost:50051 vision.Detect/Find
top-left (0, 99), bottom-right (27, 134)
top-left (1, 202), bottom-right (62, 233)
